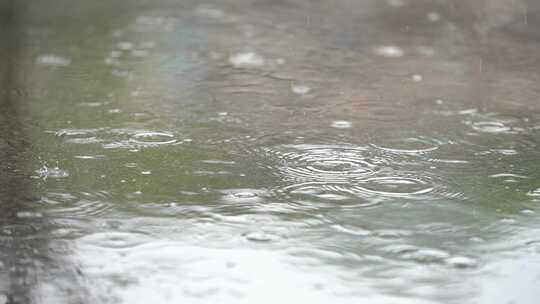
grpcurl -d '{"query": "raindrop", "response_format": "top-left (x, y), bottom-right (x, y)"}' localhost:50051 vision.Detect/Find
top-left (229, 52), bottom-right (264, 67)
top-left (331, 121), bottom-right (352, 129)
top-left (374, 46), bottom-right (404, 57)
top-left (36, 54), bottom-right (71, 66)
top-left (292, 85), bottom-right (311, 95)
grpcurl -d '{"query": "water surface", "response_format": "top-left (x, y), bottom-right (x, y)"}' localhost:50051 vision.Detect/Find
top-left (1, 0), bottom-right (540, 303)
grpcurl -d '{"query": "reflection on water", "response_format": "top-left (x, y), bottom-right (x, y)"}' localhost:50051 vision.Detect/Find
top-left (1, 0), bottom-right (540, 303)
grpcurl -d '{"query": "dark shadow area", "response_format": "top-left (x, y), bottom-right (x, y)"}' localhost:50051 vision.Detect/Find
top-left (0, 2), bottom-right (54, 303)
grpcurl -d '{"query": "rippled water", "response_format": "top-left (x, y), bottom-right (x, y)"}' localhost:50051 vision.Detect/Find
top-left (2, 0), bottom-right (540, 303)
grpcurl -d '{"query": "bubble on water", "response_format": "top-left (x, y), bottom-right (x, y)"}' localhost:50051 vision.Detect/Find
top-left (117, 42), bottom-right (134, 50)
top-left (36, 165), bottom-right (69, 179)
top-left (331, 120), bottom-right (352, 129)
top-left (412, 74), bottom-right (423, 82)
top-left (521, 209), bottom-right (535, 215)
top-left (445, 256), bottom-right (477, 268)
top-left (374, 46), bottom-right (404, 57)
top-left (427, 12), bottom-right (441, 22)
top-left (36, 54), bottom-right (71, 66)
top-left (229, 52), bottom-right (264, 67)
top-left (221, 189), bottom-right (267, 204)
top-left (292, 85), bottom-right (311, 95)
top-left (141, 171), bottom-right (152, 175)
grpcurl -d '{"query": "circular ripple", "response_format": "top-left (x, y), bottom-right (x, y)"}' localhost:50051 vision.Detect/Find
top-left (471, 121), bottom-right (513, 134)
top-left (41, 191), bottom-right (113, 218)
top-left (78, 231), bottom-right (150, 249)
top-left (371, 137), bottom-right (440, 155)
top-left (268, 144), bottom-right (384, 184)
top-left (131, 131), bottom-right (177, 146)
top-left (354, 176), bottom-right (433, 197)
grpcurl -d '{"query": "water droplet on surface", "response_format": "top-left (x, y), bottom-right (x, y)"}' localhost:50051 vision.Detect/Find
top-left (331, 120), bottom-right (352, 129)
top-left (292, 85), bottom-right (311, 95)
top-left (427, 12), bottom-right (441, 22)
top-left (234, 192), bottom-right (257, 199)
top-left (412, 74), bottom-right (423, 82)
top-left (445, 256), bottom-right (477, 268)
top-left (229, 52), bottom-right (264, 67)
top-left (36, 166), bottom-right (69, 179)
top-left (374, 46), bottom-right (404, 57)
top-left (36, 54), bottom-right (71, 66)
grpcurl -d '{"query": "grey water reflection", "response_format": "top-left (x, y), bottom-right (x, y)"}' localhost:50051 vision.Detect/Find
top-left (2, 0), bottom-right (540, 303)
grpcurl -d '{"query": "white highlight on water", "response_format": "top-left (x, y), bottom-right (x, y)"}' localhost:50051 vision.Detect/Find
top-left (374, 46), bottom-right (404, 57)
top-left (291, 85), bottom-right (311, 95)
top-left (331, 121), bottom-right (352, 129)
top-left (36, 55), bottom-right (71, 66)
top-left (229, 52), bottom-right (264, 67)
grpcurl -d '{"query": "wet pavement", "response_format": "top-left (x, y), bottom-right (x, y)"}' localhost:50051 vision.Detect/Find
top-left (1, 0), bottom-right (540, 303)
